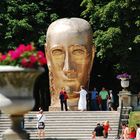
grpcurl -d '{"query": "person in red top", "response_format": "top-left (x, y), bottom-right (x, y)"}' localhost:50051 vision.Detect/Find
top-left (103, 120), bottom-right (112, 138)
top-left (96, 94), bottom-right (102, 110)
top-left (129, 127), bottom-right (136, 140)
top-left (59, 87), bottom-right (68, 111)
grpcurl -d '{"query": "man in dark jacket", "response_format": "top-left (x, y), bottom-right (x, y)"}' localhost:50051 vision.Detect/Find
top-left (59, 88), bottom-right (68, 111)
top-left (92, 123), bottom-right (105, 139)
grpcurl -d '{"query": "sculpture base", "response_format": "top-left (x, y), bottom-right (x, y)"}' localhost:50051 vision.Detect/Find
top-left (49, 106), bottom-right (78, 111)
top-left (69, 106), bottom-right (78, 111)
top-left (49, 106), bottom-right (61, 111)
top-left (2, 128), bottom-right (29, 140)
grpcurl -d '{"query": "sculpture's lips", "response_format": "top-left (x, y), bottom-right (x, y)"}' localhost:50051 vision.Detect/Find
top-left (64, 79), bottom-right (76, 82)
top-left (63, 71), bottom-right (77, 78)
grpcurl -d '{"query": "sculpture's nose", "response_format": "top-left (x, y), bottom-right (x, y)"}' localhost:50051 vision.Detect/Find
top-left (63, 52), bottom-right (77, 79)
top-left (63, 53), bottom-right (72, 72)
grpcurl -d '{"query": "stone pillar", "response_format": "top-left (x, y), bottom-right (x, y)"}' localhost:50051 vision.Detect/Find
top-left (118, 90), bottom-right (132, 107)
top-left (118, 90), bottom-right (132, 111)
top-left (2, 115), bottom-right (29, 140)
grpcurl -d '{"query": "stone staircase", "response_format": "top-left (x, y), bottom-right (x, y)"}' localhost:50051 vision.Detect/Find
top-left (0, 111), bottom-right (120, 140)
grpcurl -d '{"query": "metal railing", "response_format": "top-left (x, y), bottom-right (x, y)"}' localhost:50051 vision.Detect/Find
top-left (117, 100), bottom-right (123, 139)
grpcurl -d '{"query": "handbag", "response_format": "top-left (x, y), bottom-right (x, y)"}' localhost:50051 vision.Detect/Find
top-left (38, 115), bottom-right (45, 129)
top-left (38, 122), bottom-right (45, 129)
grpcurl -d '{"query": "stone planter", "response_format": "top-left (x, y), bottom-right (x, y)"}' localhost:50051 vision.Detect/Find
top-left (121, 79), bottom-right (129, 90)
top-left (0, 66), bottom-right (44, 140)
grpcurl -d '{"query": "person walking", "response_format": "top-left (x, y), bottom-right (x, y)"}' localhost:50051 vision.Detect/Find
top-left (109, 90), bottom-right (114, 104)
top-left (107, 96), bottom-right (112, 111)
top-left (92, 123), bottom-right (105, 139)
top-left (36, 108), bottom-right (46, 139)
top-left (91, 87), bottom-right (98, 111)
top-left (75, 86), bottom-right (88, 111)
top-left (59, 87), bottom-right (68, 111)
top-left (96, 94), bottom-right (102, 110)
top-left (103, 120), bottom-right (112, 138)
top-left (99, 87), bottom-right (109, 111)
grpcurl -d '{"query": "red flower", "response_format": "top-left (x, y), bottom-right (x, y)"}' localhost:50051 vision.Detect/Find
top-left (29, 55), bottom-right (37, 64)
top-left (39, 57), bottom-right (47, 65)
top-left (8, 50), bottom-right (21, 60)
top-left (1, 54), bottom-right (7, 61)
top-left (21, 58), bottom-right (29, 67)
top-left (16, 44), bottom-right (26, 53)
top-left (25, 44), bottom-right (35, 52)
top-left (37, 51), bottom-right (45, 58)
top-left (0, 44), bottom-right (47, 68)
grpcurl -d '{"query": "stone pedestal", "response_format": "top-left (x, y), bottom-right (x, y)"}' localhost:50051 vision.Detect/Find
top-left (2, 115), bottom-right (29, 140)
top-left (0, 66), bottom-right (44, 140)
top-left (118, 90), bottom-right (132, 107)
top-left (49, 106), bottom-right (78, 111)
top-left (49, 106), bottom-right (61, 111)
top-left (2, 129), bottom-right (29, 140)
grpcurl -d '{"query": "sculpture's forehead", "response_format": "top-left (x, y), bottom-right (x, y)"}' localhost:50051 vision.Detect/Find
top-left (47, 18), bottom-right (91, 32)
top-left (47, 19), bottom-right (92, 37)
top-left (46, 18), bottom-right (93, 49)
top-left (47, 30), bottom-right (90, 46)
top-left (47, 28), bottom-right (93, 48)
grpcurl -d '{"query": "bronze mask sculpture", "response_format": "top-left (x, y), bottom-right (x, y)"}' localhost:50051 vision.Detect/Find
top-left (45, 18), bottom-right (95, 110)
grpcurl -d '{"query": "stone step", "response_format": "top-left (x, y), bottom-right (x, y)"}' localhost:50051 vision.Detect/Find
top-left (28, 133), bottom-right (117, 137)
top-left (25, 111), bottom-right (119, 115)
top-left (24, 122), bottom-right (119, 127)
top-left (0, 111), bottom-right (120, 140)
top-left (26, 130), bottom-right (118, 134)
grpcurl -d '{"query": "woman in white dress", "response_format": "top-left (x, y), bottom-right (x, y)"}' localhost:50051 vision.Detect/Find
top-left (75, 86), bottom-right (88, 111)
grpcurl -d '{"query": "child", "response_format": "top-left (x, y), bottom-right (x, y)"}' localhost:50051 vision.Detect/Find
top-left (96, 95), bottom-right (102, 110)
top-left (129, 127), bottom-right (136, 140)
top-left (103, 120), bottom-right (112, 138)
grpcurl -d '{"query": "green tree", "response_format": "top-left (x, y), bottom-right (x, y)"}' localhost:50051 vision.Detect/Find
top-left (0, 0), bottom-right (83, 52)
top-left (0, 0), bottom-right (59, 52)
top-left (81, 0), bottom-right (140, 91)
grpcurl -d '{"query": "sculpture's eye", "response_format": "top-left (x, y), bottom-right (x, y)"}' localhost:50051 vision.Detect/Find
top-left (52, 49), bottom-right (64, 55)
top-left (72, 49), bottom-right (85, 55)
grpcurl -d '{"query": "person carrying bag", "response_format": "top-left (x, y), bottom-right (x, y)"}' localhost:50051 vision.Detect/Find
top-left (36, 108), bottom-right (46, 139)
top-left (38, 114), bottom-right (45, 129)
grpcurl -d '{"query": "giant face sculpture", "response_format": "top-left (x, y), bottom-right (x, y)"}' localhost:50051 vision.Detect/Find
top-left (45, 18), bottom-right (95, 110)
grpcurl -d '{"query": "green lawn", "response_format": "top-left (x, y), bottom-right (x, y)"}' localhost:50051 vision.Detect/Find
top-left (128, 111), bottom-right (140, 127)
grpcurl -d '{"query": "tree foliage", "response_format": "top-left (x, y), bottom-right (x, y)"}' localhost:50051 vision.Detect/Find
top-left (81, 0), bottom-right (140, 91)
top-left (0, 0), bottom-right (83, 52)
top-left (0, 0), bottom-right (59, 52)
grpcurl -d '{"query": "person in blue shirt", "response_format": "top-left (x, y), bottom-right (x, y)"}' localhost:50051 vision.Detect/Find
top-left (91, 87), bottom-right (98, 111)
